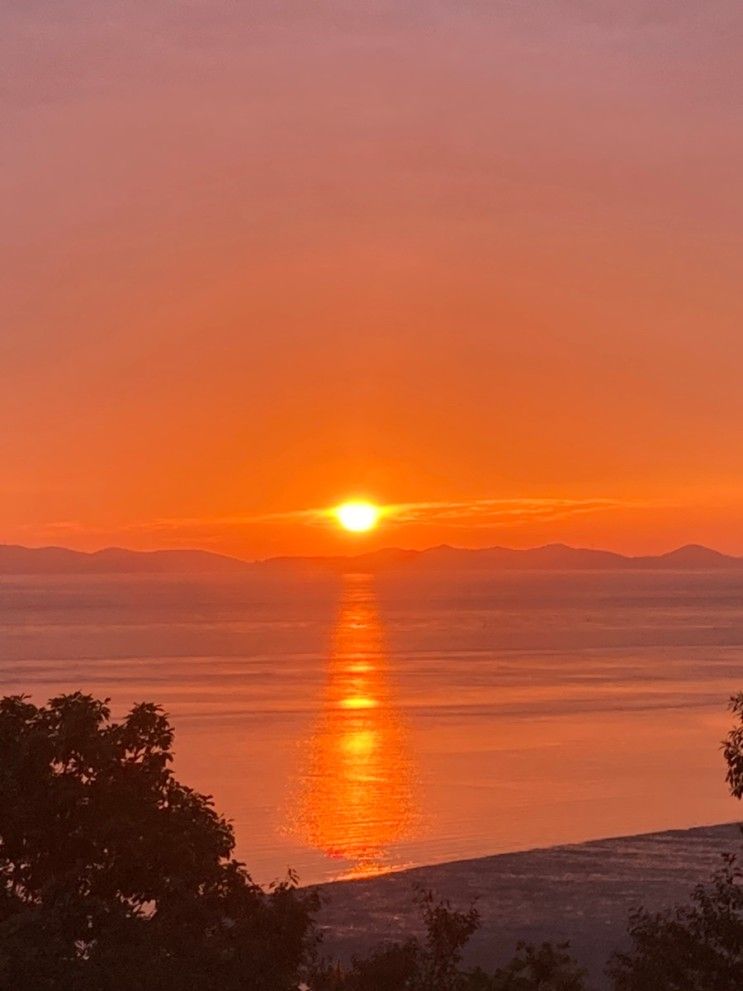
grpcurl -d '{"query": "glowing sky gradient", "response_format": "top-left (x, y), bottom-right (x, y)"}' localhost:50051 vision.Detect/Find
top-left (2, 2), bottom-right (743, 556)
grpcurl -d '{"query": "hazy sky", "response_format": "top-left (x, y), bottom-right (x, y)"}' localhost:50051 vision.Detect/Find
top-left (3, 1), bottom-right (742, 557)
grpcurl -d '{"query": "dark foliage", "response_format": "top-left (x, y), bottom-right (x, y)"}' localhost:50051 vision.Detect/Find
top-left (309, 889), bottom-right (478, 991)
top-left (309, 892), bottom-right (586, 991)
top-left (470, 942), bottom-right (588, 990)
top-left (0, 693), bottom-right (318, 991)
top-left (607, 854), bottom-right (743, 991)
top-left (309, 939), bottom-right (422, 991)
top-left (606, 693), bottom-right (743, 990)
top-left (723, 692), bottom-right (743, 800)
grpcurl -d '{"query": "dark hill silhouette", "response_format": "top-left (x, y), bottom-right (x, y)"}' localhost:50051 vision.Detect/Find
top-left (415, 543), bottom-right (630, 570)
top-left (649, 543), bottom-right (735, 566)
top-left (258, 542), bottom-right (743, 574)
top-left (260, 542), bottom-right (743, 574)
top-left (0, 545), bottom-right (250, 575)
top-left (1, 542), bottom-right (741, 575)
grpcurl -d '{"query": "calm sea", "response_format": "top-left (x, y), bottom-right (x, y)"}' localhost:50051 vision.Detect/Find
top-left (1, 569), bottom-right (741, 884)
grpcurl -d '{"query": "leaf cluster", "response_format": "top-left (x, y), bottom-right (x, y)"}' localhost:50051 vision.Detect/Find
top-left (0, 693), bottom-right (317, 991)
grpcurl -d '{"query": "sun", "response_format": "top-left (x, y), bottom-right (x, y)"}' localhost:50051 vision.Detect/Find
top-left (334, 501), bottom-right (380, 533)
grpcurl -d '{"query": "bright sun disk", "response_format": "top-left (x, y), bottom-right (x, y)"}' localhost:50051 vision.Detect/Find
top-left (335, 501), bottom-right (380, 533)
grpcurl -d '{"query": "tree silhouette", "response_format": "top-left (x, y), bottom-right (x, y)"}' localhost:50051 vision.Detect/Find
top-left (0, 693), bottom-right (317, 990)
top-left (607, 854), bottom-right (743, 991)
top-left (470, 942), bottom-right (588, 990)
top-left (309, 891), bottom-right (586, 991)
top-left (606, 693), bottom-right (743, 990)
top-left (723, 692), bottom-right (743, 799)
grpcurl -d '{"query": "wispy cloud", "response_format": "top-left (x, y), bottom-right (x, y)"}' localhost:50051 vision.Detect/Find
top-left (31, 496), bottom-right (650, 541)
top-left (381, 497), bottom-right (642, 528)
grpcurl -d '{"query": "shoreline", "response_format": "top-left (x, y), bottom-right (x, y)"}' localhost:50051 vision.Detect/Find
top-left (315, 821), bottom-right (741, 988)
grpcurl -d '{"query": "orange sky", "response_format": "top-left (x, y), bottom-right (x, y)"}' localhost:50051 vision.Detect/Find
top-left (2, 2), bottom-right (743, 559)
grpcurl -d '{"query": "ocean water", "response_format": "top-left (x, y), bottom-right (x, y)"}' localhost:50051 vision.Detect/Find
top-left (0, 569), bottom-right (741, 885)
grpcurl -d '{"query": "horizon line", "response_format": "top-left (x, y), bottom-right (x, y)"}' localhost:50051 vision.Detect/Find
top-left (0, 539), bottom-right (738, 566)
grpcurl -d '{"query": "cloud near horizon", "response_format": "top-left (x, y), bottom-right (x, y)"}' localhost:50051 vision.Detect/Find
top-left (28, 496), bottom-right (656, 544)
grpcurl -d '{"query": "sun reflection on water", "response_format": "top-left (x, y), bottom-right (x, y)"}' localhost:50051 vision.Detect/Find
top-left (290, 574), bottom-right (419, 879)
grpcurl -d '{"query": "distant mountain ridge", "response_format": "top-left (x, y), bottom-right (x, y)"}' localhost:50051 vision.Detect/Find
top-left (1, 542), bottom-right (741, 575)
top-left (262, 542), bottom-right (743, 573)
top-left (0, 545), bottom-right (248, 575)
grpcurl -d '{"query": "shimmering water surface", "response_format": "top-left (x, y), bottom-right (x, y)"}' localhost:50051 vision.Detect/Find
top-left (1, 570), bottom-right (741, 884)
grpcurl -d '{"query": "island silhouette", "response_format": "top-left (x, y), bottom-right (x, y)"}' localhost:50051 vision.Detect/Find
top-left (0, 541), bottom-right (740, 574)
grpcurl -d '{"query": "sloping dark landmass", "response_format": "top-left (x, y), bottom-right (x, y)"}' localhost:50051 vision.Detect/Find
top-left (0, 544), bottom-right (248, 574)
top-left (266, 542), bottom-right (743, 574)
top-left (2, 541), bottom-right (741, 574)
top-left (315, 823), bottom-right (742, 989)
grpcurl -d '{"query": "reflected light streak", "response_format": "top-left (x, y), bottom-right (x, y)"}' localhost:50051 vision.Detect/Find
top-left (340, 696), bottom-right (377, 709)
top-left (290, 574), bottom-right (419, 878)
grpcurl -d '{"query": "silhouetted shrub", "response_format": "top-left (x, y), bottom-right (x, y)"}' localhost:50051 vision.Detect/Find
top-left (0, 693), bottom-right (318, 991)
top-left (606, 693), bottom-right (743, 990)
top-left (607, 853), bottom-right (743, 991)
top-left (470, 941), bottom-right (588, 990)
top-left (724, 692), bottom-right (743, 799)
top-left (309, 891), bottom-right (586, 991)
top-left (309, 939), bottom-right (422, 990)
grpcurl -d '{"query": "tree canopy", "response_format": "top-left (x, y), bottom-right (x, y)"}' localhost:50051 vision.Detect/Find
top-left (0, 693), bottom-right (317, 990)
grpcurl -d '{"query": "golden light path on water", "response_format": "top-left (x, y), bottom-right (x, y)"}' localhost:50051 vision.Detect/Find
top-left (289, 574), bottom-right (420, 879)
